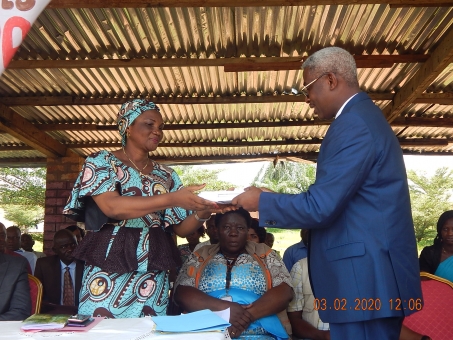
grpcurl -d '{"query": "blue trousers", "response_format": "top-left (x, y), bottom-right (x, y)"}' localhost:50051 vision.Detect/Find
top-left (330, 317), bottom-right (404, 340)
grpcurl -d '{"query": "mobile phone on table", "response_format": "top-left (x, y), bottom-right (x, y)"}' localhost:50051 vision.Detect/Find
top-left (67, 318), bottom-right (95, 327)
top-left (67, 314), bottom-right (91, 323)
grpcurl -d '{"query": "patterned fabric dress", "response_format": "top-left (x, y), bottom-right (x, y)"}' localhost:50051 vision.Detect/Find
top-left (176, 248), bottom-right (292, 339)
top-left (177, 243), bottom-right (193, 266)
top-left (63, 150), bottom-right (189, 318)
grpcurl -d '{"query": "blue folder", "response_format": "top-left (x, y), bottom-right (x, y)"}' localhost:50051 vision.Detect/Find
top-left (152, 309), bottom-right (230, 333)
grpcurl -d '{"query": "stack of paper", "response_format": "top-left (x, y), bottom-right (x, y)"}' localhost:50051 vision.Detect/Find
top-left (152, 309), bottom-right (230, 333)
top-left (21, 314), bottom-right (70, 331)
top-left (198, 190), bottom-right (244, 204)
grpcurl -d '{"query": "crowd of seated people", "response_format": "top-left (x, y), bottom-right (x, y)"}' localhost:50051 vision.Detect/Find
top-left (0, 222), bottom-right (31, 321)
top-left (1, 209), bottom-right (451, 340)
top-left (0, 222), bottom-right (86, 321)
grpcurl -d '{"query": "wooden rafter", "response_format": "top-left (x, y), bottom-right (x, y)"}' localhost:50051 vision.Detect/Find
top-left (0, 104), bottom-right (68, 157)
top-left (5, 138), bottom-right (450, 151)
top-left (4, 92), bottom-right (453, 107)
top-left (1, 148), bottom-right (452, 168)
top-left (0, 93), bottom-right (392, 107)
top-left (8, 55), bottom-right (429, 71)
top-left (383, 25), bottom-right (453, 123)
top-left (47, 0), bottom-right (453, 8)
top-left (29, 117), bottom-right (453, 132)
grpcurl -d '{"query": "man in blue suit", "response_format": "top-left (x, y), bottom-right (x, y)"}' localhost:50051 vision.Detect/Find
top-left (233, 47), bottom-right (422, 340)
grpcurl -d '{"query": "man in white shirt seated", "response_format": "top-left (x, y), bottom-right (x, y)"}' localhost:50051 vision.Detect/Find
top-left (6, 226), bottom-right (37, 274)
top-left (21, 233), bottom-right (46, 258)
top-left (287, 230), bottom-right (330, 340)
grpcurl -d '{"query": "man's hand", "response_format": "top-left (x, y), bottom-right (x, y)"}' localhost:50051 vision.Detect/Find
top-left (231, 186), bottom-right (263, 211)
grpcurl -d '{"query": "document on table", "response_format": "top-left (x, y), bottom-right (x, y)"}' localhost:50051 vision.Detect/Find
top-left (152, 309), bottom-right (231, 333)
top-left (198, 190), bottom-right (244, 204)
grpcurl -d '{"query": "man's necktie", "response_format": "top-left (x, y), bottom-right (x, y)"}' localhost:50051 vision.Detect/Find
top-left (63, 267), bottom-right (74, 306)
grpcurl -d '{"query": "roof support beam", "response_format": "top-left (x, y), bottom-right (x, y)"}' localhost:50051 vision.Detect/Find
top-left (0, 93), bottom-right (392, 106)
top-left (5, 92), bottom-right (453, 107)
top-left (0, 104), bottom-right (68, 157)
top-left (5, 138), bottom-right (449, 150)
top-left (7, 55), bottom-right (429, 70)
top-left (47, 0), bottom-right (453, 8)
top-left (383, 24), bottom-right (453, 122)
top-left (32, 117), bottom-right (453, 132)
top-left (1, 149), bottom-right (452, 168)
top-left (1, 93), bottom-right (393, 107)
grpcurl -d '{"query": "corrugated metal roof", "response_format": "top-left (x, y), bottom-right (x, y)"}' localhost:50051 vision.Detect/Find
top-left (0, 3), bottom-right (452, 165)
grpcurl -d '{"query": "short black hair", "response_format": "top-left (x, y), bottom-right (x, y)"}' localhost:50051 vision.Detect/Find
top-left (250, 218), bottom-right (267, 243)
top-left (215, 208), bottom-right (252, 229)
top-left (434, 210), bottom-right (453, 246)
top-left (65, 225), bottom-right (86, 238)
top-left (197, 225), bottom-right (206, 237)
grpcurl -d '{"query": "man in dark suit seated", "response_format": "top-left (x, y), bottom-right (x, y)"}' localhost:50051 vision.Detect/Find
top-left (34, 229), bottom-right (84, 315)
top-left (0, 223), bottom-right (31, 320)
top-left (0, 222), bottom-right (31, 274)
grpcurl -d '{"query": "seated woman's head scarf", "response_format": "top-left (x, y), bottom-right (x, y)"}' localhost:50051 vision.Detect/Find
top-left (117, 99), bottom-right (160, 146)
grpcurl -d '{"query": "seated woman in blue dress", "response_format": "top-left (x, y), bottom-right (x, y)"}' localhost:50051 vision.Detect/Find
top-left (174, 209), bottom-right (293, 339)
top-left (419, 210), bottom-right (453, 282)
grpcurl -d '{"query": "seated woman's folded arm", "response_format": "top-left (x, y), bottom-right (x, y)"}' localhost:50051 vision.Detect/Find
top-left (175, 285), bottom-right (254, 332)
top-left (244, 282), bottom-right (293, 321)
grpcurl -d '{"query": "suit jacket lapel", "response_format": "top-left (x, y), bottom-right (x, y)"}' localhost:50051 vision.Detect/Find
top-left (0, 254), bottom-right (9, 292)
top-left (52, 256), bottom-right (62, 304)
top-left (75, 261), bottom-right (84, 305)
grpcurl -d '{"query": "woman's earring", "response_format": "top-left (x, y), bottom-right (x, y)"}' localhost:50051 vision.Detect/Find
top-left (127, 130), bottom-right (131, 138)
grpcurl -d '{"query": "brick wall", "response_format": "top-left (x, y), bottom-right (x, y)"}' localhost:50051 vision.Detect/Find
top-left (44, 155), bottom-right (84, 254)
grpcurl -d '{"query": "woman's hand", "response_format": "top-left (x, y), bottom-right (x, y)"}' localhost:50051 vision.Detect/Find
top-left (225, 302), bottom-right (254, 338)
top-left (196, 204), bottom-right (237, 219)
top-left (173, 184), bottom-right (219, 211)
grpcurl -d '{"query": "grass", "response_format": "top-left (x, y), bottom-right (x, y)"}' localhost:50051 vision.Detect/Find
top-left (34, 240), bottom-right (44, 252)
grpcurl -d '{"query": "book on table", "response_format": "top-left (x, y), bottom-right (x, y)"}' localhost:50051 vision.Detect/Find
top-left (21, 314), bottom-right (70, 331)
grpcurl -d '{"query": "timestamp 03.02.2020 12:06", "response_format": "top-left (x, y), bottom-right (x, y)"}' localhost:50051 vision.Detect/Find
top-left (313, 298), bottom-right (423, 311)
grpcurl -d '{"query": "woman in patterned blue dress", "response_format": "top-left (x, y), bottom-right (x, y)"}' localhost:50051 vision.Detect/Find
top-left (63, 99), bottom-right (221, 318)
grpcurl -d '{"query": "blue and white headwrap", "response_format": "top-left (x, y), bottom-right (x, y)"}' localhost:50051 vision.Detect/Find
top-left (117, 99), bottom-right (161, 146)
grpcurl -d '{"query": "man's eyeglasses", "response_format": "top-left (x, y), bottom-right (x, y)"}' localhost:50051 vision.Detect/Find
top-left (300, 73), bottom-right (329, 97)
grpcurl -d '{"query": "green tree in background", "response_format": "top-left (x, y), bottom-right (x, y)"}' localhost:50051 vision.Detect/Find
top-left (252, 161), bottom-right (316, 194)
top-left (408, 167), bottom-right (453, 245)
top-left (173, 165), bottom-right (235, 190)
top-left (0, 168), bottom-right (46, 229)
top-left (3, 205), bottom-right (44, 229)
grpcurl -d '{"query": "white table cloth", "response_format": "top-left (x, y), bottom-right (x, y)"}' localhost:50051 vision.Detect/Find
top-left (0, 318), bottom-right (226, 340)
